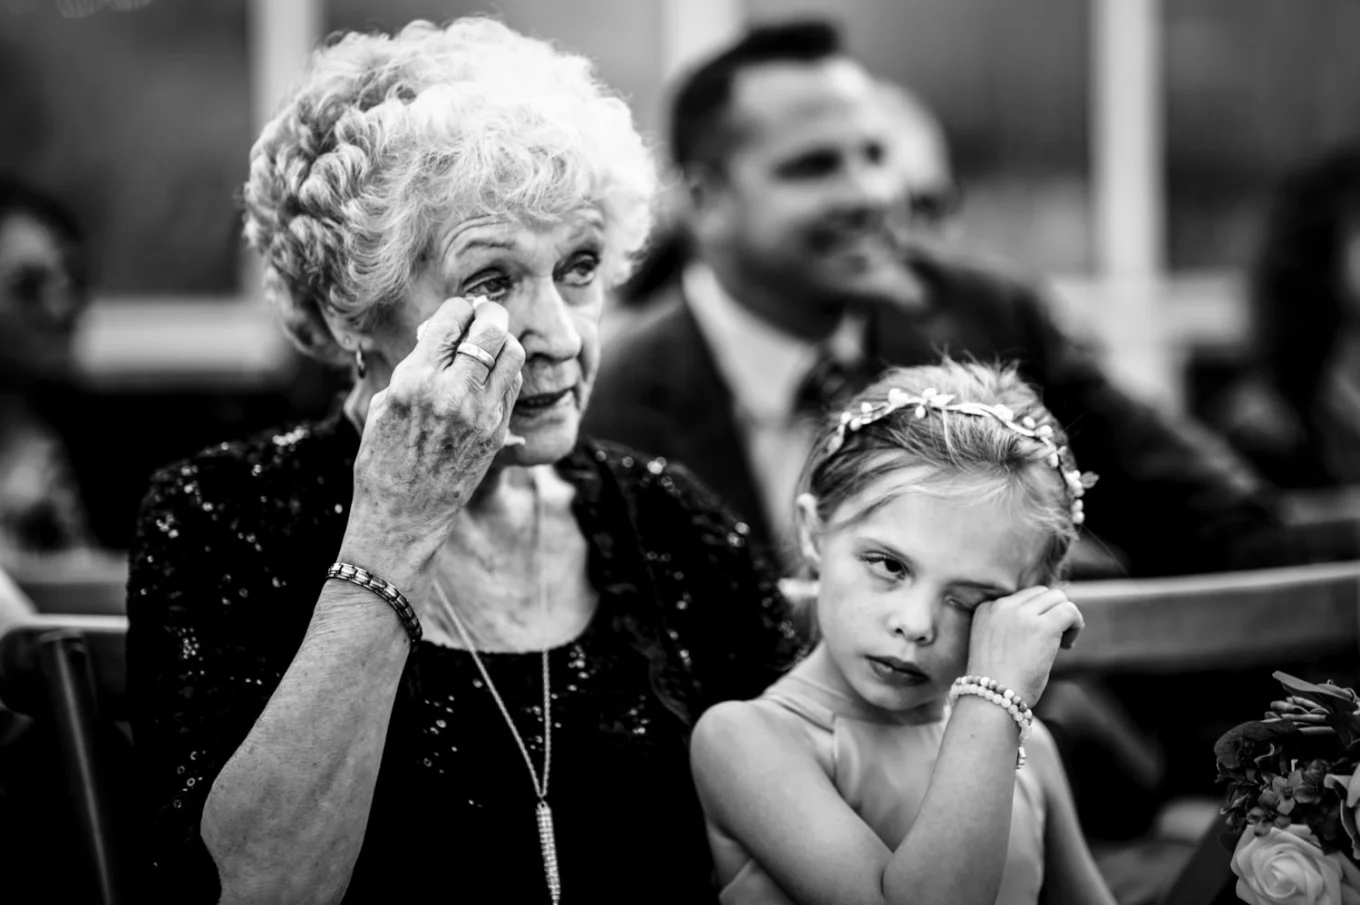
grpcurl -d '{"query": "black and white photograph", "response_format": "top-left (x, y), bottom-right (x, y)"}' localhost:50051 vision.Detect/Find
top-left (0, 2), bottom-right (1358, 904)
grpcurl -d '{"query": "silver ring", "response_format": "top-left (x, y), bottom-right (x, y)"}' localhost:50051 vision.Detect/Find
top-left (455, 342), bottom-right (497, 370)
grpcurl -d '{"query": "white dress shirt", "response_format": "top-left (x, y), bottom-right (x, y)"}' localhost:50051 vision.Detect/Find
top-left (683, 262), bottom-right (865, 569)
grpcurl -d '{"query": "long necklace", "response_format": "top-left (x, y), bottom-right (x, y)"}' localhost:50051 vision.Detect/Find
top-left (432, 469), bottom-right (561, 904)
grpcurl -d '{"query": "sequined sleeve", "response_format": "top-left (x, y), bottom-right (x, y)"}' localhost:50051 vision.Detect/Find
top-left (627, 453), bottom-right (803, 708)
top-left (126, 456), bottom-right (317, 901)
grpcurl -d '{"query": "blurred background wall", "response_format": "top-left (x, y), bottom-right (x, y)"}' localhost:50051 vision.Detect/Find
top-left (1, 0), bottom-right (1357, 546)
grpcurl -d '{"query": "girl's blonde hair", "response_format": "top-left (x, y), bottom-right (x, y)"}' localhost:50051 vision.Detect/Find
top-left (792, 360), bottom-right (1092, 626)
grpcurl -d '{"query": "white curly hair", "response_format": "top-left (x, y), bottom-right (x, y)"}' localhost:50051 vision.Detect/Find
top-left (243, 17), bottom-right (658, 363)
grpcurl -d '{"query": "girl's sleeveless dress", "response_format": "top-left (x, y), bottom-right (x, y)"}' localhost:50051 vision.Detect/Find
top-left (714, 667), bottom-right (1047, 905)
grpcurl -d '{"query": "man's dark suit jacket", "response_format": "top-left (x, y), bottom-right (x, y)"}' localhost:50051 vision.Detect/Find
top-left (585, 248), bottom-right (1298, 578)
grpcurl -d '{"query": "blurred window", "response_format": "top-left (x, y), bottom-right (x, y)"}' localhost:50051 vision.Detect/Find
top-left (326, 0), bottom-right (668, 133)
top-left (1164, 0), bottom-right (1360, 272)
top-left (0, 1), bottom-right (251, 296)
top-left (746, 0), bottom-right (1092, 274)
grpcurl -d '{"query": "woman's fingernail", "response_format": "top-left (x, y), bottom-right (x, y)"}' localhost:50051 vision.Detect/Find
top-left (469, 295), bottom-right (492, 310)
top-left (503, 433), bottom-right (527, 448)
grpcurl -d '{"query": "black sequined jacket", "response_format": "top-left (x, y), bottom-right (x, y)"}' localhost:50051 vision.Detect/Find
top-left (126, 412), bottom-right (801, 904)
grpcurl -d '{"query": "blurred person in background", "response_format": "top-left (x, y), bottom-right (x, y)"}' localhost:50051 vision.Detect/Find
top-left (602, 74), bottom-right (959, 347)
top-left (127, 18), bottom-right (798, 903)
top-left (0, 175), bottom-right (97, 567)
top-left (0, 176), bottom-right (119, 905)
top-left (1211, 142), bottom-right (1360, 489)
top-left (875, 77), bottom-right (962, 247)
top-left (587, 19), bottom-right (1297, 582)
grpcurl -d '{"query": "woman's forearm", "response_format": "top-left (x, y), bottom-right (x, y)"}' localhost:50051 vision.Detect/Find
top-left (881, 697), bottom-right (1022, 905)
top-left (201, 583), bottom-right (412, 905)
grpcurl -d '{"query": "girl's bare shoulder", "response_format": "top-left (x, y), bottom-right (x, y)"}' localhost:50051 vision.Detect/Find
top-left (692, 696), bottom-right (828, 779)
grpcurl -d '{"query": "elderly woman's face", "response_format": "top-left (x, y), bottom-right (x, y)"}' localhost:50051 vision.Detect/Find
top-left (373, 207), bottom-right (607, 464)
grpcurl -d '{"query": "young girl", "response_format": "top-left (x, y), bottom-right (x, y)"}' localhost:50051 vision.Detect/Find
top-left (691, 361), bottom-right (1116, 905)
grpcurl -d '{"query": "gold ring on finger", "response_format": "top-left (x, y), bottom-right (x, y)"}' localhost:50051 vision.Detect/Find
top-left (455, 342), bottom-right (497, 370)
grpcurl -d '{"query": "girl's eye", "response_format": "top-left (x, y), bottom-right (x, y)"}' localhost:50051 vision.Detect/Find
top-left (945, 594), bottom-right (985, 613)
top-left (559, 252), bottom-right (600, 286)
top-left (862, 553), bottom-right (907, 581)
top-left (465, 274), bottom-right (511, 301)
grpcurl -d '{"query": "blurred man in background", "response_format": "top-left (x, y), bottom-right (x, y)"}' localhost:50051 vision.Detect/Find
top-left (604, 74), bottom-right (961, 345)
top-left (588, 19), bottom-right (1296, 582)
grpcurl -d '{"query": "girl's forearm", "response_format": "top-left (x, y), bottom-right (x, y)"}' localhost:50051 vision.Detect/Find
top-left (882, 697), bottom-right (1022, 905)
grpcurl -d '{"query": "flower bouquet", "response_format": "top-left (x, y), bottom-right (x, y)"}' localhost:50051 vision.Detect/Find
top-left (1215, 672), bottom-right (1360, 905)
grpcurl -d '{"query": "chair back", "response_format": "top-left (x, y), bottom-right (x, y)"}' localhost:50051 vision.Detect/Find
top-left (0, 613), bottom-right (130, 905)
top-left (0, 614), bottom-right (130, 719)
top-left (1056, 560), bottom-right (1360, 676)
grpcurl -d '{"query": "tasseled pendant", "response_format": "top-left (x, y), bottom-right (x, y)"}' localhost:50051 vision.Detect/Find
top-left (537, 800), bottom-right (561, 904)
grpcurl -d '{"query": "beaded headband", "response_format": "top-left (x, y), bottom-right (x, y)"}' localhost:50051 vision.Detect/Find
top-left (825, 387), bottom-right (1099, 525)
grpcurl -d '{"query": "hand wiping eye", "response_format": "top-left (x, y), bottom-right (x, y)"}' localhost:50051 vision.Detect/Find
top-left (415, 296), bottom-right (525, 448)
top-left (416, 295), bottom-right (494, 343)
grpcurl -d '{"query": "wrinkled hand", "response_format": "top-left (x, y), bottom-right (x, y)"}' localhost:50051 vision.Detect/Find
top-left (339, 298), bottom-right (525, 590)
top-left (965, 586), bottom-right (1084, 706)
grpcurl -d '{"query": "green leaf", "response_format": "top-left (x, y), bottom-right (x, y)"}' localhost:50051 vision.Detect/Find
top-left (1215, 719), bottom-right (1301, 770)
top-left (1272, 673), bottom-right (1360, 746)
top-left (1275, 673), bottom-right (1356, 700)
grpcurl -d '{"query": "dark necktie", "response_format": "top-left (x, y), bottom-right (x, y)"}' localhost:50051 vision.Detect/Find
top-left (794, 350), bottom-right (875, 421)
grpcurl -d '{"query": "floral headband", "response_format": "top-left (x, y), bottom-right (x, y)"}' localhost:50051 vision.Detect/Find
top-left (825, 387), bottom-right (1099, 525)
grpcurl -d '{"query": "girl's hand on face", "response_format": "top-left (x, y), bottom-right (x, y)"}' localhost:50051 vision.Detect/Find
top-left (963, 585), bottom-right (1084, 707)
top-left (340, 297), bottom-right (527, 588)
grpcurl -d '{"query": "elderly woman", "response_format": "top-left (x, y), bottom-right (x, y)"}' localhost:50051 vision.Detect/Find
top-left (126, 18), bottom-right (797, 905)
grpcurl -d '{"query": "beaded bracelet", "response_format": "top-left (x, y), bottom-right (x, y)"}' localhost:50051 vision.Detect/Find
top-left (327, 562), bottom-right (423, 644)
top-left (948, 676), bottom-right (1034, 769)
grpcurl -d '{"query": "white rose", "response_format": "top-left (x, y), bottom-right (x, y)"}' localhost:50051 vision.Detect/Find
top-left (1231, 825), bottom-right (1360, 905)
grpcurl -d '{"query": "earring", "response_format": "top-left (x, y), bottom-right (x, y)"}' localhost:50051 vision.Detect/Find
top-left (354, 347), bottom-right (366, 378)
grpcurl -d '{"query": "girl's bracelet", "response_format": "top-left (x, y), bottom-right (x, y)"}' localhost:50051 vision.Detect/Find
top-left (948, 675), bottom-right (1034, 769)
